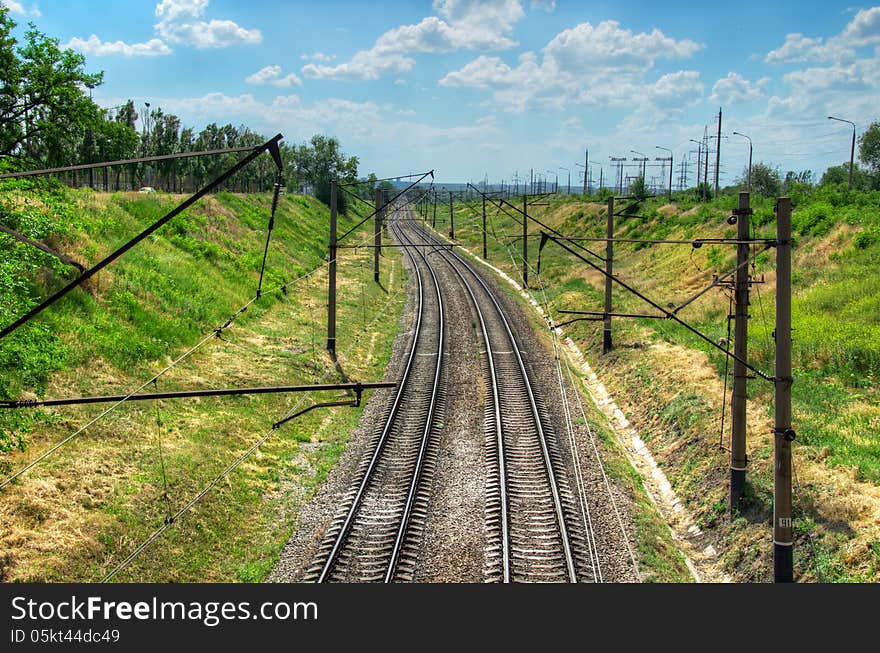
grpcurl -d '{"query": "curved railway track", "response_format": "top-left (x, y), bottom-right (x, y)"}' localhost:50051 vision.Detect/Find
top-left (305, 210), bottom-right (446, 583)
top-left (306, 201), bottom-right (596, 583)
top-left (405, 215), bottom-right (595, 583)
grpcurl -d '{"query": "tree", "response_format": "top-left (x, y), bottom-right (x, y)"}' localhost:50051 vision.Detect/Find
top-left (629, 175), bottom-right (648, 199)
top-left (819, 163), bottom-right (873, 190)
top-left (0, 9), bottom-right (103, 162)
top-left (743, 162), bottom-right (781, 197)
top-left (858, 120), bottom-right (880, 174)
top-left (289, 135), bottom-right (359, 211)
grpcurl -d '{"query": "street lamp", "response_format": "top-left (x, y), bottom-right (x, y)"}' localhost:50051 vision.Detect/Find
top-left (689, 139), bottom-right (705, 197)
top-left (546, 169), bottom-right (557, 193)
top-left (655, 145), bottom-right (673, 199)
top-left (630, 150), bottom-right (647, 178)
top-left (828, 116), bottom-right (856, 190)
top-left (559, 166), bottom-right (570, 194)
top-left (731, 131), bottom-right (753, 193)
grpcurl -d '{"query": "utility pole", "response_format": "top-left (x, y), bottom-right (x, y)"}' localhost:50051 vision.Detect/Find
top-left (522, 194), bottom-right (528, 288)
top-left (703, 127), bottom-right (710, 199)
top-left (690, 139), bottom-right (702, 196)
top-left (774, 196), bottom-right (794, 583)
top-left (432, 189), bottom-right (437, 229)
top-left (583, 148), bottom-right (588, 195)
top-left (482, 194), bottom-right (487, 260)
top-left (714, 108), bottom-right (722, 197)
top-left (373, 187), bottom-right (383, 283)
top-left (448, 192), bottom-right (454, 239)
top-left (327, 179), bottom-right (338, 356)
top-left (730, 191), bottom-right (751, 515)
top-left (656, 145), bottom-right (673, 199)
top-left (610, 157), bottom-right (625, 195)
top-left (603, 196), bottom-right (614, 354)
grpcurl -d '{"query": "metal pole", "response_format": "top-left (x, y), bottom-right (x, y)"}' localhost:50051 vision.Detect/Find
top-left (730, 191), bottom-right (750, 515)
top-left (849, 127), bottom-right (856, 191)
top-left (522, 194), bottom-right (528, 289)
top-left (774, 197), bottom-right (794, 582)
top-left (327, 179), bottom-right (338, 355)
top-left (448, 192), bottom-right (454, 238)
top-left (584, 149), bottom-right (588, 195)
top-left (482, 195), bottom-right (488, 260)
top-left (714, 108), bottom-right (722, 198)
top-left (432, 189), bottom-right (437, 229)
top-left (374, 188), bottom-right (382, 283)
top-left (603, 196), bottom-right (614, 354)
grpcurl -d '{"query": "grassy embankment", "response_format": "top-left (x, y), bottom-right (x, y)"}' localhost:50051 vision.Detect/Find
top-left (0, 180), bottom-right (405, 582)
top-left (440, 184), bottom-right (880, 582)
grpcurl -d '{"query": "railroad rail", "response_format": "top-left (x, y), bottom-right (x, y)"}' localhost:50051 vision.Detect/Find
top-left (305, 204), bottom-right (446, 583)
top-left (405, 217), bottom-right (595, 583)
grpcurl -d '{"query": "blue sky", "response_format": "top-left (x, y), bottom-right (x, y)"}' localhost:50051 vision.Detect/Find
top-left (4, 0), bottom-right (879, 187)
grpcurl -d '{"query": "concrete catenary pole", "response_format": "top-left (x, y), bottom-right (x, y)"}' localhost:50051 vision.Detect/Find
top-left (448, 192), bottom-right (454, 239)
top-left (522, 194), bottom-right (528, 289)
top-left (374, 187), bottom-right (383, 283)
top-left (482, 194), bottom-right (487, 260)
top-left (774, 196), bottom-right (794, 582)
top-left (603, 196), bottom-right (614, 354)
top-left (714, 108), bottom-right (722, 197)
top-left (327, 179), bottom-right (338, 355)
top-left (730, 191), bottom-right (751, 514)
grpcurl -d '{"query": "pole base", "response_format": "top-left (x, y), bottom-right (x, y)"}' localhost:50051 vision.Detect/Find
top-left (729, 468), bottom-right (746, 516)
top-left (326, 339), bottom-right (336, 356)
top-left (602, 330), bottom-right (612, 355)
top-left (774, 543), bottom-right (794, 583)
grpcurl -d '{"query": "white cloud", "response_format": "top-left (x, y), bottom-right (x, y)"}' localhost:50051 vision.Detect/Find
top-left (394, 78), bottom-right (408, 86)
top-left (765, 33), bottom-right (852, 64)
top-left (841, 6), bottom-right (880, 45)
top-left (154, 0), bottom-right (261, 48)
top-left (439, 20), bottom-right (703, 113)
top-left (766, 7), bottom-right (880, 64)
top-left (2, 1), bottom-right (40, 18)
top-left (710, 72), bottom-right (768, 104)
top-left (300, 52), bottom-right (334, 62)
top-left (530, 0), bottom-right (555, 11)
top-left (303, 0), bottom-right (525, 80)
top-left (64, 0), bottom-right (260, 57)
top-left (65, 35), bottom-right (171, 57)
top-left (245, 65), bottom-right (302, 87)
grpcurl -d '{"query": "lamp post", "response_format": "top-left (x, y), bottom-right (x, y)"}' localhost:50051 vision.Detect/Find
top-left (559, 166), bottom-right (570, 194)
top-left (828, 116), bottom-right (856, 190)
top-left (732, 131), bottom-right (753, 193)
top-left (546, 169), bottom-right (558, 193)
top-left (655, 146), bottom-right (673, 199)
top-left (630, 150), bottom-right (647, 178)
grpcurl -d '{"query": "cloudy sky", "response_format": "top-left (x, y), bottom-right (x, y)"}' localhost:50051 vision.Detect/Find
top-left (4, 0), bottom-right (879, 186)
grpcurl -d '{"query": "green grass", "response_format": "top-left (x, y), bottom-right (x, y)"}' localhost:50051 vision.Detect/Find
top-left (0, 182), bottom-right (406, 582)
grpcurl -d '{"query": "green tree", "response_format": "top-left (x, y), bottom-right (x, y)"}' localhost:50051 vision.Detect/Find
top-left (819, 162), bottom-right (873, 190)
top-left (0, 9), bottom-right (103, 162)
top-left (858, 121), bottom-right (880, 174)
top-left (290, 135), bottom-right (359, 211)
top-left (629, 175), bottom-right (648, 199)
top-left (743, 162), bottom-right (781, 197)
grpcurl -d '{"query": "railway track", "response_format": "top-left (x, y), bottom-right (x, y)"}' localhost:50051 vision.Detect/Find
top-left (304, 206), bottom-right (446, 583)
top-left (306, 201), bottom-right (595, 583)
top-left (405, 217), bottom-right (595, 583)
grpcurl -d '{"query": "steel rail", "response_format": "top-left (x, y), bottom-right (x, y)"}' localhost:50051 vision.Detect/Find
top-left (383, 215), bottom-right (445, 582)
top-left (414, 221), bottom-right (578, 583)
top-left (315, 204), bottom-right (443, 583)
